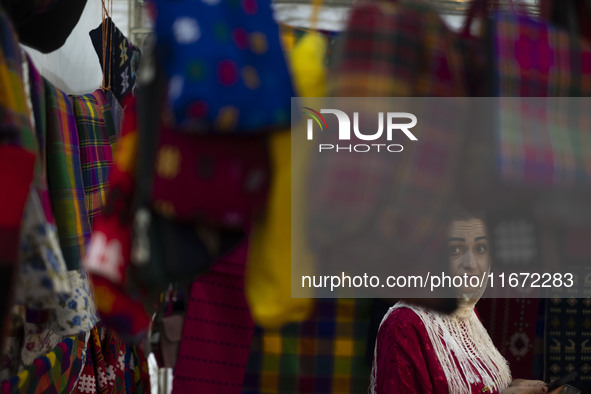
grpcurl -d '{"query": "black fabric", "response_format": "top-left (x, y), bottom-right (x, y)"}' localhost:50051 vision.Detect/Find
top-left (4, 0), bottom-right (87, 53)
top-left (89, 18), bottom-right (140, 104)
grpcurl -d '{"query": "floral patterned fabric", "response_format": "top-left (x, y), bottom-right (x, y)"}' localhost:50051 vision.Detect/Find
top-left (51, 269), bottom-right (99, 336)
top-left (15, 189), bottom-right (70, 310)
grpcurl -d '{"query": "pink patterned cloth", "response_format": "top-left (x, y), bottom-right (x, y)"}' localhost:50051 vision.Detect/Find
top-left (172, 241), bottom-right (254, 394)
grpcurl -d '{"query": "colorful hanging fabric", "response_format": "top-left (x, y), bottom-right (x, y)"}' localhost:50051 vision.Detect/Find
top-left (172, 242), bottom-right (255, 394)
top-left (330, 0), bottom-right (468, 97)
top-left (243, 299), bottom-right (373, 394)
top-left (71, 89), bottom-right (118, 228)
top-left (50, 269), bottom-right (99, 336)
top-left (0, 334), bottom-right (86, 394)
top-left (0, 4), bottom-right (33, 147)
top-left (83, 96), bottom-right (150, 341)
top-left (154, 0), bottom-right (295, 133)
top-left (45, 80), bottom-right (91, 270)
top-left (245, 31), bottom-right (326, 328)
top-left (0, 5), bottom-right (38, 347)
top-left (15, 188), bottom-right (71, 311)
top-left (89, 18), bottom-right (141, 104)
top-left (75, 323), bottom-right (150, 394)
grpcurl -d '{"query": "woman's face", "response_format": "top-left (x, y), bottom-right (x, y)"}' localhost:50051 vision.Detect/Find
top-left (448, 218), bottom-right (490, 294)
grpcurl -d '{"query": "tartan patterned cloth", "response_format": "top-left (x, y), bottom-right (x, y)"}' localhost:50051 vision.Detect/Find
top-left (492, 14), bottom-right (591, 187)
top-left (462, 13), bottom-right (591, 210)
top-left (45, 81), bottom-right (90, 270)
top-left (309, 0), bottom-right (471, 278)
top-left (330, 0), bottom-right (468, 97)
top-left (491, 13), bottom-right (591, 97)
top-left (0, 334), bottom-right (86, 394)
top-left (243, 299), bottom-right (373, 394)
top-left (71, 90), bottom-right (118, 228)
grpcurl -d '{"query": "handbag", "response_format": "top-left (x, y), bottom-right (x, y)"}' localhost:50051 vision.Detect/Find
top-left (153, 0), bottom-right (295, 133)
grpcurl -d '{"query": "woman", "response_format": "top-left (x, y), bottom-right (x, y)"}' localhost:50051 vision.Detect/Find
top-left (370, 215), bottom-right (549, 393)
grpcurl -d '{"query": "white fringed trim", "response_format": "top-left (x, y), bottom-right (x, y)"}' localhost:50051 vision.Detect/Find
top-left (370, 301), bottom-right (512, 394)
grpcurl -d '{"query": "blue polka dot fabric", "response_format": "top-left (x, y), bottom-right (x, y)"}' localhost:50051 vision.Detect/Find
top-left (154, 0), bottom-right (295, 134)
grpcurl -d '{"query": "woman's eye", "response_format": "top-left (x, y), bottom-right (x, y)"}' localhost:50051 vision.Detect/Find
top-left (449, 246), bottom-right (463, 255)
top-left (476, 244), bottom-right (489, 254)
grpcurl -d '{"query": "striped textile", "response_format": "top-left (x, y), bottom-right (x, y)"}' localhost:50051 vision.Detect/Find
top-left (71, 90), bottom-right (118, 227)
top-left (492, 14), bottom-right (591, 187)
top-left (243, 299), bottom-right (373, 394)
top-left (309, 0), bottom-right (470, 277)
top-left (460, 12), bottom-right (591, 212)
top-left (492, 13), bottom-right (591, 97)
top-left (0, 334), bottom-right (86, 394)
top-left (330, 0), bottom-right (468, 97)
top-left (45, 81), bottom-right (90, 270)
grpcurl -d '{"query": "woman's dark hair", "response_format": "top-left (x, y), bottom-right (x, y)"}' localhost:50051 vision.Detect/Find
top-left (448, 204), bottom-right (487, 224)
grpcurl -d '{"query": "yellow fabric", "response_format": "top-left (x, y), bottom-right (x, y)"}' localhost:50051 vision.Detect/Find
top-left (245, 32), bottom-right (326, 328)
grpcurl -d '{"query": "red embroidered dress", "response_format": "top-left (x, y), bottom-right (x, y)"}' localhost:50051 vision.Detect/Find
top-left (372, 304), bottom-right (512, 394)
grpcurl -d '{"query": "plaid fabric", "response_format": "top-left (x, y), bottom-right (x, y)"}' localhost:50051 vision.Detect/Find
top-left (84, 96), bottom-right (151, 341)
top-left (492, 13), bottom-right (591, 97)
top-left (330, 0), bottom-right (468, 97)
top-left (0, 334), bottom-right (86, 394)
top-left (462, 14), bottom-right (591, 210)
top-left (308, 0), bottom-right (471, 276)
top-left (45, 80), bottom-right (90, 270)
top-left (26, 56), bottom-right (57, 218)
top-left (243, 299), bottom-right (373, 394)
top-left (71, 90), bottom-right (117, 227)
